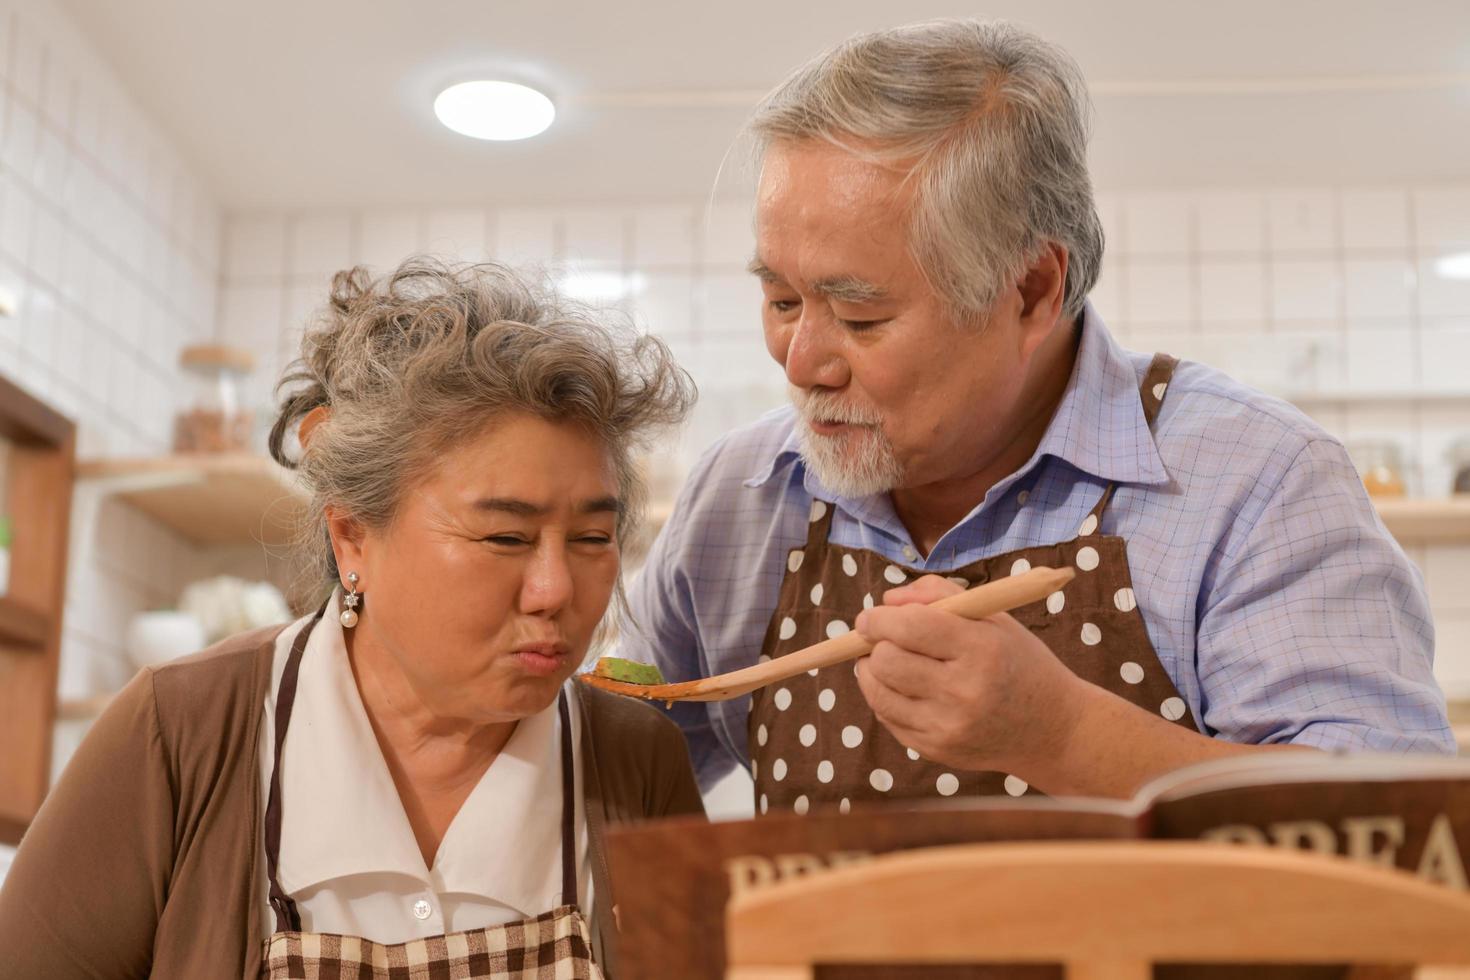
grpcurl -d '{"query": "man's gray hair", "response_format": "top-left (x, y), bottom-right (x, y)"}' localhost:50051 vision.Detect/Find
top-left (749, 19), bottom-right (1103, 321)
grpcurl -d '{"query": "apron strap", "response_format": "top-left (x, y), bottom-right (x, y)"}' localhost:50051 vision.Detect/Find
top-left (263, 600), bottom-right (328, 934)
top-left (1084, 352), bottom-right (1179, 525)
top-left (556, 690), bottom-right (578, 909)
top-left (264, 608), bottom-right (580, 932)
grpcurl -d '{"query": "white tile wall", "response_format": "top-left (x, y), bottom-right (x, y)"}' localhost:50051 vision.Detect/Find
top-left (0, 0), bottom-right (225, 774)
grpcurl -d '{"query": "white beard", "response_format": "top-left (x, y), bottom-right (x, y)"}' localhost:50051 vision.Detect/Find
top-left (791, 387), bottom-right (904, 498)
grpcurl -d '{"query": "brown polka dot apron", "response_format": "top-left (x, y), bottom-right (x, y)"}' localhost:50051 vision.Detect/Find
top-left (750, 354), bottom-right (1196, 815)
top-left (260, 606), bottom-right (602, 979)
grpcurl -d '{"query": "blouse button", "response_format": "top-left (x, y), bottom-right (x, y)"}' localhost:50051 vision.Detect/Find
top-left (412, 899), bottom-right (432, 920)
top-left (902, 545), bottom-right (918, 561)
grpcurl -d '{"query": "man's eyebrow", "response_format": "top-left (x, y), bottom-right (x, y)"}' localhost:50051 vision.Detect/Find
top-left (810, 276), bottom-right (887, 303)
top-left (747, 258), bottom-right (778, 282)
top-left (747, 262), bottom-right (887, 304)
top-left (471, 497), bottom-right (623, 516)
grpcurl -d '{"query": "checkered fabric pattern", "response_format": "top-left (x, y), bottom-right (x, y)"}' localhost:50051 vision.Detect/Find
top-left (261, 905), bottom-right (601, 979)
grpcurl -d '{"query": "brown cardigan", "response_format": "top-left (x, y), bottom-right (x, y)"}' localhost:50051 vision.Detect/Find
top-left (0, 625), bottom-right (705, 979)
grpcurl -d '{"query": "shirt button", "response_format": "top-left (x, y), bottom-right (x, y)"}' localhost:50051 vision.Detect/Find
top-left (1018, 490), bottom-right (1030, 505)
top-left (902, 545), bottom-right (918, 561)
top-left (412, 899), bottom-right (432, 920)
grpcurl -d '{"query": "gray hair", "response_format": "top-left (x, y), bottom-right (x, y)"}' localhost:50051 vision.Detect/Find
top-left (749, 19), bottom-right (1103, 321)
top-left (269, 257), bottom-right (695, 598)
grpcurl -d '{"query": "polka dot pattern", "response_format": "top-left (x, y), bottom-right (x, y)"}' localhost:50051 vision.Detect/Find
top-left (749, 353), bottom-right (1195, 812)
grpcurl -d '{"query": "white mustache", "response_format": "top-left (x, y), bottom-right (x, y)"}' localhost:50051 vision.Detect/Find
top-left (791, 388), bottom-right (883, 428)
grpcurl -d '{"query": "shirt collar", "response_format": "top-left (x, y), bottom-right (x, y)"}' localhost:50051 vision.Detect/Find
top-left (275, 592), bottom-right (568, 916)
top-left (743, 302), bottom-right (1169, 497)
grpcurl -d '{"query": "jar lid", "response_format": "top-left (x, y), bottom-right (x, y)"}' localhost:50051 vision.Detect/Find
top-left (180, 345), bottom-right (255, 373)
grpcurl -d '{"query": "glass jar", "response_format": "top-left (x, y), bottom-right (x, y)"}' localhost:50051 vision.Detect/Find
top-left (173, 346), bottom-right (256, 454)
top-left (1449, 438), bottom-right (1470, 496)
top-left (1347, 439), bottom-right (1407, 498)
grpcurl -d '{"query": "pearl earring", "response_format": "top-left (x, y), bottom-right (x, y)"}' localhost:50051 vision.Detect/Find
top-left (341, 572), bottom-right (361, 628)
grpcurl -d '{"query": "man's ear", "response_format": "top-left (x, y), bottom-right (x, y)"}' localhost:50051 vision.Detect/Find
top-left (1016, 242), bottom-right (1069, 357)
top-left (325, 506), bottom-right (367, 586)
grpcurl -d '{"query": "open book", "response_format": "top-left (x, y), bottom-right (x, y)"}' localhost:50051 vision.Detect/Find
top-left (606, 753), bottom-right (1470, 979)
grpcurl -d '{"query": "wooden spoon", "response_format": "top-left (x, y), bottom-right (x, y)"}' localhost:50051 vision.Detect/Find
top-left (579, 565), bottom-right (1075, 703)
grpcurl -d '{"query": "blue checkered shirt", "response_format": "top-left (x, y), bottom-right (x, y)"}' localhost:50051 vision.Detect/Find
top-left (620, 305), bottom-right (1454, 791)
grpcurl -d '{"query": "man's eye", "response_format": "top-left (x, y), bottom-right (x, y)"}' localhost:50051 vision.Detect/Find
top-left (840, 318), bottom-right (888, 332)
top-left (768, 299), bottom-right (799, 314)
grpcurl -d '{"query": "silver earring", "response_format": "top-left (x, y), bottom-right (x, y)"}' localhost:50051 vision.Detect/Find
top-left (341, 572), bottom-right (361, 628)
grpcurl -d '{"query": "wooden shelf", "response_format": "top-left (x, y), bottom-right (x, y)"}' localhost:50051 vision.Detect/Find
top-left (1374, 498), bottom-right (1470, 544)
top-left (76, 454), bottom-right (308, 548)
top-left (0, 595), bottom-right (48, 648)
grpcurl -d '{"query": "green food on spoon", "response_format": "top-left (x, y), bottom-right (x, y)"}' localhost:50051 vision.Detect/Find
top-left (593, 657), bottom-right (667, 686)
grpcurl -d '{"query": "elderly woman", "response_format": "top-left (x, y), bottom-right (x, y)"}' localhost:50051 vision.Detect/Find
top-left (0, 259), bottom-right (703, 978)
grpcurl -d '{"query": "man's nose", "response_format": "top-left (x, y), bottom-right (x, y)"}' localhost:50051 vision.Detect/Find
top-left (782, 312), bottom-right (847, 391)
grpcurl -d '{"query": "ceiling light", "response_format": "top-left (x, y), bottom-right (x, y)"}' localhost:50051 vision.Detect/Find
top-left (1433, 251), bottom-right (1470, 281)
top-left (433, 80), bottom-right (555, 141)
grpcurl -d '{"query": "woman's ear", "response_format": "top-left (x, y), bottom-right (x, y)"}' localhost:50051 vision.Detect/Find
top-left (325, 506), bottom-right (367, 586)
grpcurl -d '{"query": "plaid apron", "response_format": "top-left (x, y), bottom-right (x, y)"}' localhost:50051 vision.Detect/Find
top-left (750, 354), bottom-right (1197, 814)
top-left (260, 609), bottom-right (602, 979)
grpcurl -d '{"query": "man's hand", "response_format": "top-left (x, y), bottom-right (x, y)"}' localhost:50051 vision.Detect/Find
top-left (852, 574), bottom-right (1090, 777)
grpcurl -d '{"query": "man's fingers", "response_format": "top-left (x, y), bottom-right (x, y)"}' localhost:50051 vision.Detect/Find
top-left (865, 640), bottom-right (946, 698)
top-left (856, 602), bottom-right (1003, 662)
top-left (881, 574), bottom-right (964, 607)
top-left (855, 656), bottom-right (930, 732)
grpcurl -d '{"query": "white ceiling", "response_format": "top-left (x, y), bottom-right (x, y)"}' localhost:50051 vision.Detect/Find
top-left (59, 0), bottom-right (1470, 210)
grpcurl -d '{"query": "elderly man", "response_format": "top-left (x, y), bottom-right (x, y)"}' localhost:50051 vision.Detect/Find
top-left (623, 19), bottom-right (1452, 814)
